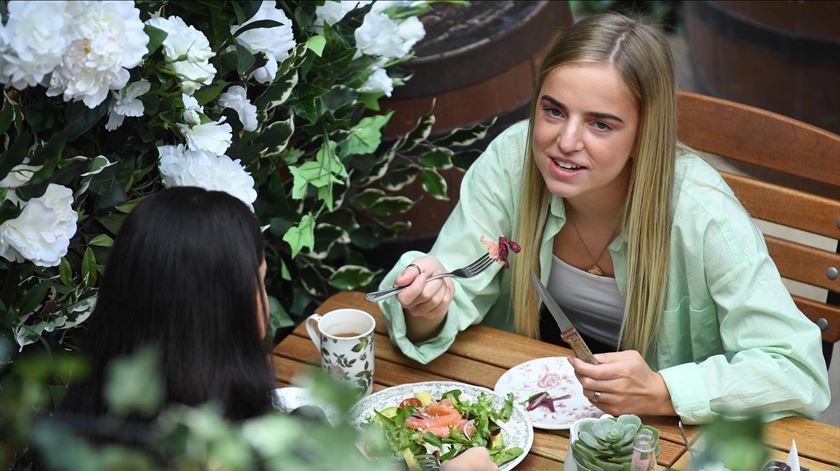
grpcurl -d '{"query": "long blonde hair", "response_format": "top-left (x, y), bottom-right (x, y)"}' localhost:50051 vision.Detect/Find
top-left (511, 13), bottom-right (676, 358)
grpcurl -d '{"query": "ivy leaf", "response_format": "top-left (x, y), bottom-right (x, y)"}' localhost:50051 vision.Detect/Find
top-left (268, 295), bottom-right (294, 336)
top-left (257, 116), bottom-right (294, 156)
top-left (80, 155), bottom-right (114, 177)
top-left (235, 42), bottom-right (256, 75)
top-left (421, 169), bottom-right (448, 200)
top-left (370, 196), bottom-right (414, 217)
top-left (328, 265), bottom-right (379, 290)
top-left (433, 117), bottom-right (496, 148)
top-left (305, 35), bottom-right (327, 57)
top-left (418, 148), bottom-right (453, 169)
top-left (16, 279), bottom-right (50, 317)
top-left (88, 234), bottom-right (114, 247)
top-left (451, 149), bottom-right (483, 171)
top-left (59, 258), bottom-right (73, 287)
top-left (379, 166), bottom-right (417, 192)
top-left (194, 80), bottom-right (229, 106)
top-left (143, 25), bottom-right (168, 56)
top-left (401, 111), bottom-right (435, 152)
top-left (255, 71), bottom-right (298, 110)
top-left (283, 213), bottom-right (316, 257)
top-left (339, 112), bottom-right (393, 157)
top-left (0, 96), bottom-right (14, 136)
top-left (82, 247), bottom-right (97, 288)
top-left (104, 347), bottom-right (163, 416)
top-left (351, 188), bottom-right (386, 209)
top-left (233, 19), bottom-right (284, 38)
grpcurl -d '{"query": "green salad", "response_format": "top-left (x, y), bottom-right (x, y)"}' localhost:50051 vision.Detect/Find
top-left (364, 389), bottom-right (524, 469)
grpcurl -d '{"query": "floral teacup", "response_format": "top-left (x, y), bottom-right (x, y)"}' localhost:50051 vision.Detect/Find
top-left (305, 308), bottom-right (375, 396)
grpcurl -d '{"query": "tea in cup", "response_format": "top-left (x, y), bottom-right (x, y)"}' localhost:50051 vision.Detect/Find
top-left (305, 308), bottom-right (375, 395)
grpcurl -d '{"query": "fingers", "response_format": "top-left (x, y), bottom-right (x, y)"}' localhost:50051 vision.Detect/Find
top-left (394, 263), bottom-right (422, 287)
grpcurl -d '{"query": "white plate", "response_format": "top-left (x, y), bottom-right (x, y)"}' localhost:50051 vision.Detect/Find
top-left (271, 387), bottom-right (340, 425)
top-left (494, 357), bottom-right (603, 430)
top-left (350, 381), bottom-right (533, 471)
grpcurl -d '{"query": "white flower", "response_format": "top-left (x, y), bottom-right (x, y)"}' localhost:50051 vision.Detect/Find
top-left (158, 144), bottom-right (257, 210)
top-left (360, 66), bottom-right (393, 97)
top-left (354, 9), bottom-right (424, 59)
top-left (146, 16), bottom-right (216, 94)
top-left (0, 184), bottom-right (78, 267)
top-left (177, 119), bottom-right (233, 156)
top-left (105, 80), bottom-right (151, 131)
top-left (231, 1), bottom-right (295, 84)
top-left (0, 0), bottom-right (71, 89)
top-left (46, 1), bottom-right (148, 108)
top-left (232, 1), bottom-right (295, 62)
top-left (251, 54), bottom-right (278, 85)
top-left (171, 59), bottom-right (217, 95)
top-left (217, 86), bottom-right (258, 132)
top-left (312, 1), bottom-right (367, 32)
top-left (182, 93), bottom-right (203, 126)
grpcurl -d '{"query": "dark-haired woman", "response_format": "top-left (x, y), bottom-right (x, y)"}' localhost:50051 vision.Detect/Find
top-left (60, 186), bottom-right (274, 420)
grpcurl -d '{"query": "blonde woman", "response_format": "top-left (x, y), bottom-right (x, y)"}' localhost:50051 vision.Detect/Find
top-left (377, 12), bottom-right (829, 423)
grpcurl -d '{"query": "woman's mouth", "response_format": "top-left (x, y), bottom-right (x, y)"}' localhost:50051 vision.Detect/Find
top-left (550, 157), bottom-right (587, 177)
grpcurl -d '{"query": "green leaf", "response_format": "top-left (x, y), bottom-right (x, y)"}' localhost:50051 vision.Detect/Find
top-left (233, 19), bottom-right (284, 38)
top-left (418, 148), bottom-right (453, 169)
top-left (283, 213), bottom-right (316, 257)
top-left (88, 234), bottom-right (114, 247)
top-left (267, 295), bottom-right (294, 334)
top-left (66, 101), bottom-right (108, 140)
top-left (401, 112), bottom-right (435, 152)
top-left (351, 188), bottom-right (386, 209)
top-left (421, 168), bottom-right (448, 200)
top-left (280, 259), bottom-right (291, 281)
top-left (104, 346), bottom-right (163, 416)
top-left (0, 131), bottom-right (32, 180)
top-left (235, 42), bottom-right (256, 75)
top-left (82, 247), bottom-right (97, 288)
top-left (16, 279), bottom-right (50, 316)
top-left (59, 258), bottom-right (73, 287)
top-left (358, 92), bottom-right (382, 111)
top-left (114, 197), bottom-right (145, 214)
top-left (232, 1), bottom-right (247, 24)
top-left (0, 95), bottom-right (14, 135)
top-left (143, 25), bottom-right (168, 56)
top-left (379, 166), bottom-right (416, 192)
top-left (433, 117), bottom-right (496, 148)
top-left (257, 116), bottom-right (294, 155)
top-left (339, 112), bottom-right (393, 157)
top-left (80, 155), bottom-right (114, 177)
top-left (255, 71), bottom-right (298, 110)
top-left (451, 148), bottom-right (482, 171)
top-left (328, 265), bottom-right (378, 290)
top-left (305, 35), bottom-right (327, 57)
top-left (194, 80), bottom-right (229, 106)
top-left (370, 196), bottom-right (414, 217)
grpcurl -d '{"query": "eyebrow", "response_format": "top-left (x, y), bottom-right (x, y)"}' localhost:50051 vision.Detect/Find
top-left (540, 95), bottom-right (625, 123)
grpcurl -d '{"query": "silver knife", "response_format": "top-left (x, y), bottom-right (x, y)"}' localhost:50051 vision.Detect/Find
top-left (530, 272), bottom-right (599, 364)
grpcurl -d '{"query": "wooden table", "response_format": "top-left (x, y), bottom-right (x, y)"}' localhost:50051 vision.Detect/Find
top-left (273, 292), bottom-right (840, 470)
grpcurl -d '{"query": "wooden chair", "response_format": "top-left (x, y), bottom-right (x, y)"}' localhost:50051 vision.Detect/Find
top-left (677, 91), bottom-right (840, 366)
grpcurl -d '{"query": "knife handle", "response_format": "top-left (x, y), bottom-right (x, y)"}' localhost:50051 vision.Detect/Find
top-left (561, 328), bottom-right (599, 365)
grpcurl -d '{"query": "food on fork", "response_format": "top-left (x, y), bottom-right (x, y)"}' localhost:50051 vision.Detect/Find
top-left (480, 235), bottom-right (521, 269)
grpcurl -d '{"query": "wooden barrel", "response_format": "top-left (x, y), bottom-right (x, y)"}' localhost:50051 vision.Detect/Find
top-left (684, 1), bottom-right (840, 134)
top-left (371, 1), bottom-right (572, 267)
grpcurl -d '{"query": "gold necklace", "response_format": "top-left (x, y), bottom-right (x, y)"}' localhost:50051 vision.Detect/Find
top-left (570, 219), bottom-right (611, 276)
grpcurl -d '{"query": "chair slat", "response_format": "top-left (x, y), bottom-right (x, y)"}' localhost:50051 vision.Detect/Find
top-left (793, 295), bottom-right (840, 343)
top-left (765, 236), bottom-right (840, 292)
top-left (678, 92), bottom-right (840, 186)
top-left (721, 172), bottom-right (840, 239)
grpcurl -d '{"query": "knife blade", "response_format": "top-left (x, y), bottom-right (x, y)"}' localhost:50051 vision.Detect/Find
top-left (530, 272), bottom-right (599, 364)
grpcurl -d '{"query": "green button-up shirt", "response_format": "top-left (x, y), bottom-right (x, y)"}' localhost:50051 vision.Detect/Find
top-left (379, 121), bottom-right (830, 424)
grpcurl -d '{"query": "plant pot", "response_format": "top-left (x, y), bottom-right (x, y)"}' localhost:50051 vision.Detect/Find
top-left (563, 414), bottom-right (613, 471)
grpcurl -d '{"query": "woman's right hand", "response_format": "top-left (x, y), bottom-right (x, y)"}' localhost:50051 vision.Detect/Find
top-left (440, 447), bottom-right (499, 471)
top-left (393, 255), bottom-right (455, 341)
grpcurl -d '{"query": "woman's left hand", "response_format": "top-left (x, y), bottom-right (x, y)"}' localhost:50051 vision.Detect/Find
top-left (569, 351), bottom-right (677, 416)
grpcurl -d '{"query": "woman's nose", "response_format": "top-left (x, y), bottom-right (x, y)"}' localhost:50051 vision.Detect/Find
top-left (557, 121), bottom-right (584, 153)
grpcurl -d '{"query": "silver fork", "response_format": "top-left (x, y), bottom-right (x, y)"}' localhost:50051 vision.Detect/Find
top-left (415, 453), bottom-right (441, 471)
top-left (364, 253), bottom-right (494, 303)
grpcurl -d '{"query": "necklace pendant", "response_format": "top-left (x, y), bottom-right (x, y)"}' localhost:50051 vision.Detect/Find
top-left (587, 264), bottom-right (605, 276)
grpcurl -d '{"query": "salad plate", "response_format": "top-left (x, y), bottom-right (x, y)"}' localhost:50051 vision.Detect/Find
top-left (494, 356), bottom-right (603, 430)
top-left (350, 381), bottom-right (533, 470)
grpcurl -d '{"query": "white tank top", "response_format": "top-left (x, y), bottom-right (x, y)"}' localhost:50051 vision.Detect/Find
top-left (548, 254), bottom-right (625, 348)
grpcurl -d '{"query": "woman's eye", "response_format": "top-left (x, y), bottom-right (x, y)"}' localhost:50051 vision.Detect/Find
top-left (593, 121), bottom-right (613, 131)
top-left (543, 107), bottom-right (564, 118)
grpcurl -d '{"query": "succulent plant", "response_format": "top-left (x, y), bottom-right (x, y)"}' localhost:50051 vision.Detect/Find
top-left (571, 415), bottom-right (660, 471)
